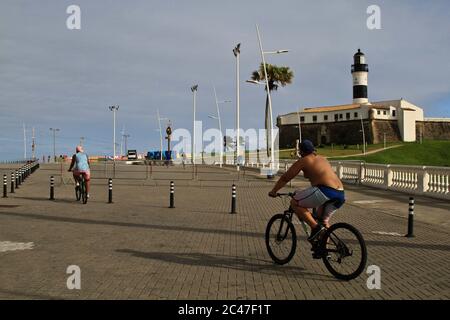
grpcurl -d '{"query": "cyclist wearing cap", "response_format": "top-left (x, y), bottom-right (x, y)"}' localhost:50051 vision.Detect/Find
top-left (269, 139), bottom-right (345, 243)
top-left (68, 146), bottom-right (91, 198)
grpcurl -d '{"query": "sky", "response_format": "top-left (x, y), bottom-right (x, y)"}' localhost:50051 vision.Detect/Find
top-left (1, 0), bottom-right (449, 160)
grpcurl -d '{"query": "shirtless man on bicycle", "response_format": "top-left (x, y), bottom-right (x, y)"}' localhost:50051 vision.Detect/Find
top-left (268, 140), bottom-right (345, 243)
top-left (68, 145), bottom-right (91, 198)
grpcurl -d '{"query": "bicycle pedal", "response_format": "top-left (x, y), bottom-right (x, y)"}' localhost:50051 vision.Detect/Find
top-left (312, 253), bottom-right (323, 260)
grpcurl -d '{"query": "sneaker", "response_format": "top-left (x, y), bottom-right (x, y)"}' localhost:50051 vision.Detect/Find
top-left (87, 194), bottom-right (90, 199)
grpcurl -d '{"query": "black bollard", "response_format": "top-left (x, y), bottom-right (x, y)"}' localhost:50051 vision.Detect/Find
top-left (406, 197), bottom-right (415, 238)
top-left (108, 178), bottom-right (113, 203)
top-left (15, 171), bottom-right (19, 189)
top-left (10, 172), bottom-right (15, 193)
top-left (169, 181), bottom-right (175, 208)
top-left (3, 174), bottom-right (7, 198)
top-left (49, 176), bottom-right (55, 200)
top-left (230, 184), bottom-right (237, 214)
top-left (18, 169), bottom-right (22, 185)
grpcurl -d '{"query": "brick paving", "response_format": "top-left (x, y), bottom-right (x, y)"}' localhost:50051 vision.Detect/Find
top-left (0, 163), bottom-right (449, 299)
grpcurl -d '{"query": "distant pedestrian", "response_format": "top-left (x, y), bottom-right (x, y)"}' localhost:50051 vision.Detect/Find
top-left (182, 153), bottom-right (186, 169)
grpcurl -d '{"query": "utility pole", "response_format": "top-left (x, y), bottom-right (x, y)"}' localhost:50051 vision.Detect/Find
top-left (119, 126), bottom-right (125, 156)
top-left (233, 43), bottom-right (241, 170)
top-left (23, 123), bottom-right (27, 160)
top-left (191, 85), bottom-right (198, 164)
top-left (123, 134), bottom-right (130, 155)
top-left (109, 105), bottom-right (119, 161)
top-left (49, 128), bottom-right (60, 162)
top-left (32, 127), bottom-right (36, 160)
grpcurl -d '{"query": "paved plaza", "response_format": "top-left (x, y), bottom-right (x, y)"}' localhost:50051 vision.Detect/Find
top-left (0, 163), bottom-right (449, 299)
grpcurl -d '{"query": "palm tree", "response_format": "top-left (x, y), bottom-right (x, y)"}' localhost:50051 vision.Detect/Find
top-left (251, 63), bottom-right (294, 156)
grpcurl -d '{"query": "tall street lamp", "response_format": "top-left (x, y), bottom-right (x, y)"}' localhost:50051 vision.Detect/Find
top-left (123, 134), bottom-right (130, 155)
top-left (157, 109), bottom-right (169, 161)
top-left (49, 128), bottom-right (60, 162)
top-left (255, 24), bottom-right (288, 176)
top-left (233, 43), bottom-right (241, 170)
top-left (191, 85), bottom-right (198, 164)
top-left (209, 86), bottom-right (231, 167)
top-left (109, 105), bottom-right (119, 161)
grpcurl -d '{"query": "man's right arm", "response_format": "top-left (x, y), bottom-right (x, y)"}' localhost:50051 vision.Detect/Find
top-left (269, 159), bottom-right (304, 195)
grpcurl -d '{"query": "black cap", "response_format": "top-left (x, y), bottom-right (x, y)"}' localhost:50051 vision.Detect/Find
top-left (300, 140), bottom-right (315, 155)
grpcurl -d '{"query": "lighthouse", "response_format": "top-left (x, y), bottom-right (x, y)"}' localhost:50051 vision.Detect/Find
top-left (351, 49), bottom-right (369, 104)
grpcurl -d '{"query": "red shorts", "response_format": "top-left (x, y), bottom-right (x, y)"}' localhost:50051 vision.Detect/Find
top-left (73, 170), bottom-right (91, 181)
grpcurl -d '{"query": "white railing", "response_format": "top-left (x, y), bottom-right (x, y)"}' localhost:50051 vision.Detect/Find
top-left (218, 159), bottom-right (450, 200)
top-left (330, 161), bottom-right (450, 200)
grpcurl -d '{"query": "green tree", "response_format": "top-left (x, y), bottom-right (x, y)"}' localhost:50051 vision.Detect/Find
top-left (251, 63), bottom-right (294, 156)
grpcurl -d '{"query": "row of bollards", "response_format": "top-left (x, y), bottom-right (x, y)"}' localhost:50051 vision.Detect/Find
top-left (46, 177), bottom-right (239, 214)
top-left (2, 161), bottom-right (40, 199)
top-left (167, 181), bottom-right (236, 213)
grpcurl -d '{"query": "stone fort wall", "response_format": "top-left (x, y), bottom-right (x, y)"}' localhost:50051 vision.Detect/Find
top-left (278, 119), bottom-right (450, 148)
top-left (416, 121), bottom-right (450, 140)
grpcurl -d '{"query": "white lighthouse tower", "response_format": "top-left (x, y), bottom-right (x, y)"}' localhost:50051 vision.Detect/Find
top-left (351, 49), bottom-right (369, 104)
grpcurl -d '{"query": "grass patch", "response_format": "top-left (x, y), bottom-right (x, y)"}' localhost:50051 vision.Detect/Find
top-left (279, 142), bottom-right (402, 159)
top-left (329, 140), bottom-right (450, 167)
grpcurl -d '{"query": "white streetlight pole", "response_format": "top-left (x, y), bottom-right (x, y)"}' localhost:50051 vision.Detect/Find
top-left (157, 109), bottom-right (169, 161)
top-left (212, 86), bottom-right (231, 168)
top-left (233, 43), bottom-right (241, 170)
top-left (23, 123), bottom-right (27, 160)
top-left (191, 85), bottom-right (198, 164)
top-left (255, 24), bottom-right (288, 176)
top-left (296, 110), bottom-right (302, 157)
top-left (256, 25), bottom-right (275, 174)
top-left (109, 105), bottom-right (119, 161)
top-left (123, 134), bottom-right (130, 154)
top-left (32, 127), bottom-right (36, 160)
top-left (49, 128), bottom-right (60, 162)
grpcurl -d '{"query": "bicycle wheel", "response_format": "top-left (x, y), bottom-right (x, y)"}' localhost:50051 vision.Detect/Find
top-left (320, 223), bottom-right (367, 281)
top-left (81, 178), bottom-right (88, 204)
top-left (265, 214), bottom-right (297, 265)
top-left (75, 184), bottom-right (81, 201)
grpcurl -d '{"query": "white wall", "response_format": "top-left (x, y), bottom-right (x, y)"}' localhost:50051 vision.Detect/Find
top-left (371, 106), bottom-right (396, 120)
top-left (279, 106), bottom-right (370, 125)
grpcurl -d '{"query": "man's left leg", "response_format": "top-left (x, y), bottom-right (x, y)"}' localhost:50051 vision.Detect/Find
top-left (83, 172), bottom-right (91, 195)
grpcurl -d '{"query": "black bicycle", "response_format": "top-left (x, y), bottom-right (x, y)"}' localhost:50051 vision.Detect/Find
top-left (265, 193), bottom-right (367, 281)
top-left (74, 175), bottom-right (88, 204)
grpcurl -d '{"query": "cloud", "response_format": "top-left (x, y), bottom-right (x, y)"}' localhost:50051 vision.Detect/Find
top-left (1, 0), bottom-right (449, 160)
